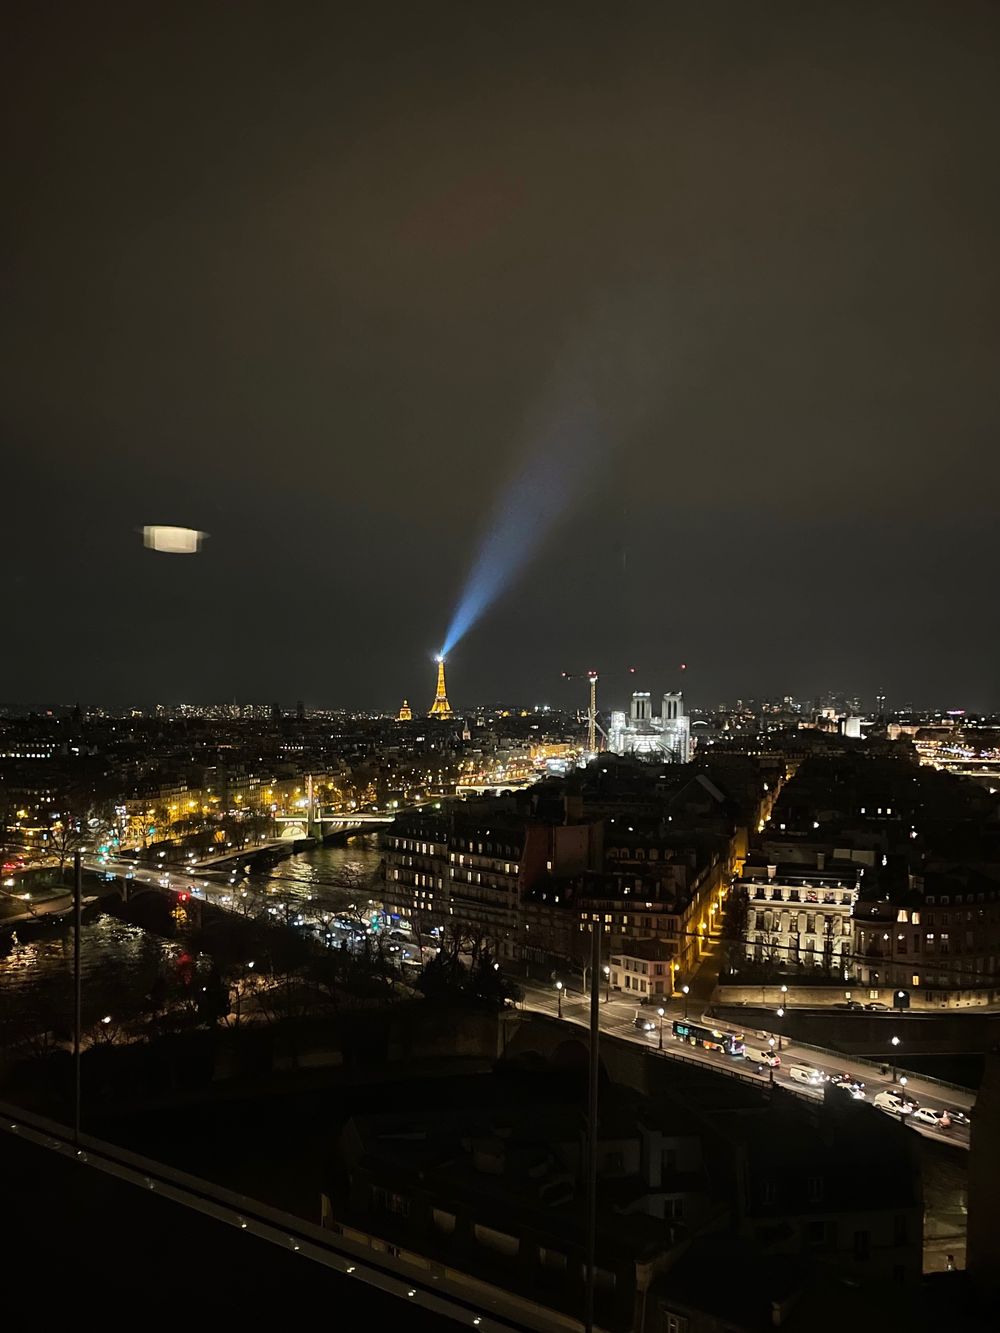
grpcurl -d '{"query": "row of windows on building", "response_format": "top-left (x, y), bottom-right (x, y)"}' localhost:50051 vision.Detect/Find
top-left (388, 837), bottom-right (447, 857)
top-left (606, 846), bottom-right (677, 861)
top-left (390, 870), bottom-right (444, 891)
top-left (452, 853), bottom-right (519, 875)
top-left (865, 929), bottom-right (996, 955)
top-left (457, 837), bottom-right (522, 858)
top-left (585, 911), bottom-right (680, 932)
top-left (909, 893), bottom-right (1000, 908)
top-left (754, 911), bottom-right (850, 934)
top-left (749, 887), bottom-right (854, 906)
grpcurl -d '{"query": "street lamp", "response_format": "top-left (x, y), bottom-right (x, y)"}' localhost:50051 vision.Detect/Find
top-left (555, 980), bottom-right (563, 1019)
top-left (681, 983), bottom-right (690, 1018)
top-left (890, 1034), bottom-right (900, 1082)
top-left (776, 1006), bottom-right (785, 1051)
top-left (603, 965), bottom-right (611, 1002)
top-left (657, 1006), bottom-right (665, 1050)
top-left (767, 1036), bottom-right (776, 1085)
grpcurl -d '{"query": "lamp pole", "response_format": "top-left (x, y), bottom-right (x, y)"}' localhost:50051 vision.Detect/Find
top-left (603, 965), bottom-right (610, 1002)
top-left (657, 1006), bottom-right (665, 1050)
top-left (767, 1036), bottom-right (776, 1086)
top-left (681, 983), bottom-right (690, 1019)
top-left (556, 980), bottom-right (563, 1019)
top-left (584, 921), bottom-right (602, 1333)
top-left (776, 1006), bottom-right (785, 1051)
top-left (73, 849), bottom-right (82, 1146)
top-left (890, 1034), bottom-right (900, 1082)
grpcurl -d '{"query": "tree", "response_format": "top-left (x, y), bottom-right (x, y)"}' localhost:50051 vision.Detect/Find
top-left (415, 948), bottom-right (466, 1002)
top-left (415, 945), bottom-right (520, 1012)
top-left (196, 967), bottom-right (231, 1027)
top-left (90, 801), bottom-right (131, 858)
top-left (47, 809), bottom-right (87, 875)
top-left (721, 884), bottom-right (750, 976)
top-left (241, 806), bottom-right (275, 847)
top-left (467, 949), bottom-right (521, 1009)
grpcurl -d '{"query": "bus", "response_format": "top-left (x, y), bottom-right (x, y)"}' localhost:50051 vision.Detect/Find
top-left (672, 1020), bottom-right (745, 1057)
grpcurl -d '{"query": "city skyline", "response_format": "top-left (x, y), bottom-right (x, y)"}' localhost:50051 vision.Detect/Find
top-left (4, 4), bottom-right (999, 1323)
top-left (3, 2), bottom-right (1000, 710)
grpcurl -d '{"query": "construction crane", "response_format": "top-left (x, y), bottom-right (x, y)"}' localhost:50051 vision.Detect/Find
top-left (561, 666), bottom-right (638, 754)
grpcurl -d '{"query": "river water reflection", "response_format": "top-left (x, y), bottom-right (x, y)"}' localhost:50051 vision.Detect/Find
top-left (0, 836), bottom-right (384, 1041)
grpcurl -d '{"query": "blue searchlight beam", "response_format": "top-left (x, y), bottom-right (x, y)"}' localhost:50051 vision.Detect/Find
top-left (441, 399), bottom-right (605, 657)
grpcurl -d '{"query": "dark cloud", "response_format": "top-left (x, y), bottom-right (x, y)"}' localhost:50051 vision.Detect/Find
top-left (2, 1), bottom-right (998, 709)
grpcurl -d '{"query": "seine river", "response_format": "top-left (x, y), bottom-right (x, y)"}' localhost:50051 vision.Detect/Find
top-left (0, 836), bottom-right (383, 1040)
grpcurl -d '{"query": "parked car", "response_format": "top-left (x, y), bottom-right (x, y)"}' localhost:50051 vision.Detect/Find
top-left (865, 1001), bottom-right (889, 1012)
top-left (946, 1108), bottom-right (971, 1127)
top-left (873, 1090), bottom-right (916, 1116)
top-left (829, 1073), bottom-right (866, 1099)
top-left (910, 1107), bottom-right (951, 1129)
top-left (835, 1001), bottom-right (865, 1011)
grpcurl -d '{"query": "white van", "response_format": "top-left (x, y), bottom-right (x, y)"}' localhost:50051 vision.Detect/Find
top-left (789, 1063), bottom-right (826, 1086)
top-left (745, 1045), bottom-right (780, 1068)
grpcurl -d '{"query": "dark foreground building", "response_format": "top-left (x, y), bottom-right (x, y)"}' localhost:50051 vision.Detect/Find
top-left (320, 1030), bottom-right (930, 1332)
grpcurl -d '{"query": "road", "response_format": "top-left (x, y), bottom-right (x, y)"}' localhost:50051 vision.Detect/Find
top-left (514, 979), bottom-right (974, 1149)
top-left (90, 855), bottom-right (975, 1146)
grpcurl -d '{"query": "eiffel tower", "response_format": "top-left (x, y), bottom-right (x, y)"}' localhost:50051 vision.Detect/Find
top-left (428, 655), bottom-right (453, 718)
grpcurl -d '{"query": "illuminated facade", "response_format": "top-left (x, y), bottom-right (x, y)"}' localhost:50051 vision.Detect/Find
top-left (608, 690), bottom-right (691, 763)
top-left (428, 656), bottom-right (453, 719)
top-left (742, 863), bottom-right (859, 976)
top-left (397, 699), bottom-right (412, 721)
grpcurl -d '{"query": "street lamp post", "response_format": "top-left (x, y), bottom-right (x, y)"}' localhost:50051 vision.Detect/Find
top-left (776, 1005), bottom-right (785, 1051)
top-left (556, 980), bottom-right (563, 1020)
top-left (603, 965), bottom-right (611, 1003)
top-left (657, 1006), bottom-right (665, 1050)
top-left (681, 984), bottom-right (690, 1018)
top-left (890, 1034), bottom-right (900, 1082)
top-left (767, 1036), bottom-right (776, 1086)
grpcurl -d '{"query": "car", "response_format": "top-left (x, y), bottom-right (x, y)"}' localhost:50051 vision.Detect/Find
top-left (873, 1090), bottom-right (916, 1116)
top-left (910, 1107), bottom-right (951, 1129)
top-left (865, 1002), bottom-right (889, 1012)
top-left (835, 1000), bottom-right (865, 1011)
top-left (789, 1064), bottom-right (827, 1087)
top-left (829, 1073), bottom-right (866, 1099)
top-left (633, 1015), bottom-right (656, 1032)
top-left (946, 1108), bottom-right (971, 1127)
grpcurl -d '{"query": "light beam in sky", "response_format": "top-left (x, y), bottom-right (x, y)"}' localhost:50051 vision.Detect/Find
top-left (440, 395), bottom-right (606, 657)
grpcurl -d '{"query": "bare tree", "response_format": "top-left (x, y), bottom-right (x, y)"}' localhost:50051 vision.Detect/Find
top-left (47, 810), bottom-right (87, 875)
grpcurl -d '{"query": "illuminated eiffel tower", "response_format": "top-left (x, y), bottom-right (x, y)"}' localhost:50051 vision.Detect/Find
top-left (428, 655), bottom-right (453, 718)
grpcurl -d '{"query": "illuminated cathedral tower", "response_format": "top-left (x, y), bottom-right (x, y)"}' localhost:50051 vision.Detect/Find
top-left (397, 699), bottom-right (412, 721)
top-left (428, 655), bottom-right (453, 718)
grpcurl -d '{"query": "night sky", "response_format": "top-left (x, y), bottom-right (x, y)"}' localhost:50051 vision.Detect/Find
top-left (4, 3), bottom-right (999, 712)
